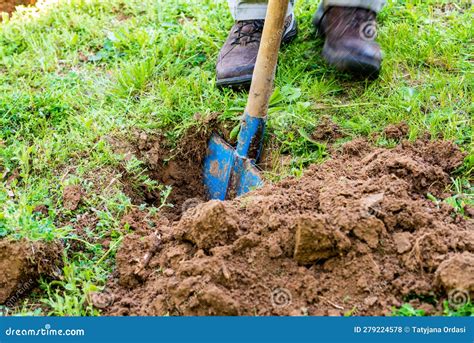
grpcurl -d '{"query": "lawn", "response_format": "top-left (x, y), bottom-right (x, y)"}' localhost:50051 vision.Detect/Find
top-left (0, 0), bottom-right (472, 316)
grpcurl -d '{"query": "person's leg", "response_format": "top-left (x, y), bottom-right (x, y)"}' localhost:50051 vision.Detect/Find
top-left (313, 0), bottom-right (386, 78)
top-left (313, 0), bottom-right (385, 27)
top-left (216, 1), bottom-right (297, 87)
top-left (228, 0), bottom-right (294, 21)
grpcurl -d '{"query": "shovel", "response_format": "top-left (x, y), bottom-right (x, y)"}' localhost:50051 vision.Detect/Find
top-left (203, 0), bottom-right (289, 200)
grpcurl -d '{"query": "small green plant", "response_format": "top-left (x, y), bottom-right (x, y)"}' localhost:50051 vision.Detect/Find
top-left (392, 304), bottom-right (426, 317)
top-left (40, 255), bottom-right (111, 316)
top-left (444, 178), bottom-right (474, 216)
top-left (125, 156), bottom-right (160, 192)
top-left (443, 300), bottom-right (474, 317)
top-left (427, 178), bottom-right (473, 216)
top-left (344, 306), bottom-right (358, 317)
top-left (115, 58), bottom-right (158, 97)
top-left (124, 156), bottom-right (173, 206)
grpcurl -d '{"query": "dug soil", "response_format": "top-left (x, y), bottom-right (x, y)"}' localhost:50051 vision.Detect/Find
top-left (0, 0), bottom-right (35, 14)
top-left (102, 138), bottom-right (473, 316)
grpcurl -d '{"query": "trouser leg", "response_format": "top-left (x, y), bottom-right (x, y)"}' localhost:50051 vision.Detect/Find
top-left (313, 0), bottom-right (386, 27)
top-left (227, 0), bottom-right (384, 22)
top-left (227, 0), bottom-right (294, 21)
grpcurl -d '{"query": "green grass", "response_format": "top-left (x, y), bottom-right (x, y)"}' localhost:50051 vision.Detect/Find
top-left (442, 301), bottom-right (474, 317)
top-left (392, 301), bottom-right (474, 317)
top-left (392, 303), bottom-right (427, 317)
top-left (0, 0), bottom-right (473, 316)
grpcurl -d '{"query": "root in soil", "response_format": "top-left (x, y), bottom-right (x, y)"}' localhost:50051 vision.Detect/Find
top-left (102, 139), bottom-right (473, 316)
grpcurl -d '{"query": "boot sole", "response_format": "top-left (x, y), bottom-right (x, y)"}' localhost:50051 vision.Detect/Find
top-left (216, 75), bottom-right (253, 88)
top-left (216, 22), bottom-right (298, 88)
top-left (322, 43), bottom-right (381, 79)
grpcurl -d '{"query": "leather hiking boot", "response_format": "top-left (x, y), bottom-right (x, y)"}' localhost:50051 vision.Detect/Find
top-left (317, 6), bottom-right (381, 78)
top-left (216, 14), bottom-right (297, 87)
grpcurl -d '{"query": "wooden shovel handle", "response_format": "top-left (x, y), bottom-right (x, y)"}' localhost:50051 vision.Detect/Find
top-left (245, 0), bottom-right (289, 118)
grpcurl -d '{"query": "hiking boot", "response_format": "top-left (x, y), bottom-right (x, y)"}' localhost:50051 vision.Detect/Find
top-left (316, 6), bottom-right (381, 78)
top-left (216, 14), bottom-right (297, 87)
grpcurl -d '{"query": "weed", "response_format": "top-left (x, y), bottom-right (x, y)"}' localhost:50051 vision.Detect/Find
top-left (443, 301), bottom-right (474, 317)
top-left (392, 304), bottom-right (426, 317)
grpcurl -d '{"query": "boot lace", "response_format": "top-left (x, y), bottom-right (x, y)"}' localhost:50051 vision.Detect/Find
top-left (231, 20), bottom-right (264, 45)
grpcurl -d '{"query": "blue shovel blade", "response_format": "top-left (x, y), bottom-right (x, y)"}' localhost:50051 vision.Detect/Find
top-left (203, 134), bottom-right (264, 200)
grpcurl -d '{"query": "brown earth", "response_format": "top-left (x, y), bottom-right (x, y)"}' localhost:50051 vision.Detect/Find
top-left (0, 239), bottom-right (63, 305)
top-left (311, 117), bottom-right (345, 142)
top-left (0, 0), bottom-right (35, 14)
top-left (384, 121), bottom-right (410, 140)
top-left (101, 139), bottom-right (473, 316)
top-left (63, 185), bottom-right (84, 211)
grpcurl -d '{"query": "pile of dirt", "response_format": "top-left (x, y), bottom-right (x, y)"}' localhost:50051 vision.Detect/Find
top-left (103, 139), bottom-right (473, 316)
top-left (0, 0), bottom-right (35, 14)
top-left (0, 239), bottom-right (62, 306)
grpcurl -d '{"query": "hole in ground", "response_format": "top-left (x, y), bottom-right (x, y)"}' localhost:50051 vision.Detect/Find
top-left (108, 115), bottom-right (231, 221)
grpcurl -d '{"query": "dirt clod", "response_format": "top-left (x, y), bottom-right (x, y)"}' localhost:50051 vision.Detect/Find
top-left (104, 140), bottom-right (472, 316)
top-left (311, 117), bottom-right (345, 142)
top-left (384, 122), bottom-right (409, 140)
top-left (294, 215), bottom-right (350, 264)
top-left (63, 185), bottom-right (84, 211)
top-left (33, 204), bottom-right (49, 216)
top-left (435, 252), bottom-right (474, 292)
top-left (0, 239), bottom-right (62, 305)
top-left (182, 201), bottom-right (239, 250)
top-left (0, 0), bottom-right (35, 14)
top-left (393, 232), bottom-right (412, 254)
